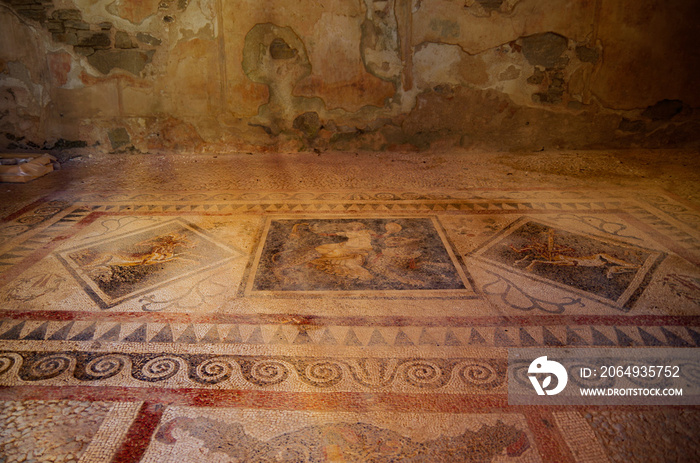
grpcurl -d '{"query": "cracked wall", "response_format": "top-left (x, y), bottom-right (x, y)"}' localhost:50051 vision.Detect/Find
top-left (1, 0), bottom-right (699, 153)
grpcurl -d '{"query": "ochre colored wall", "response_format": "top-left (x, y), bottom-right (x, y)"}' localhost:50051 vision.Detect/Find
top-left (1, 0), bottom-right (699, 153)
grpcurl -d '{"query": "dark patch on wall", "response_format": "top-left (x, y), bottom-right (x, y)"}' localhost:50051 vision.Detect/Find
top-left (475, 0), bottom-right (505, 12)
top-left (642, 99), bottom-right (685, 121)
top-left (77, 32), bottom-right (110, 49)
top-left (575, 45), bottom-right (600, 64)
top-left (532, 71), bottom-right (565, 105)
top-left (618, 118), bottom-right (645, 133)
top-left (2, 134), bottom-right (87, 154)
top-left (521, 32), bottom-right (568, 68)
top-left (527, 69), bottom-right (545, 85)
top-left (87, 49), bottom-right (155, 75)
top-left (47, 138), bottom-right (88, 150)
top-left (269, 38), bottom-right (297, 60)
top-left (429, 18), bottom-right (460, 38)
top-left (108, 127), bottom-right (131, 150)
top-left (293, 112), bottom-right (322, 139)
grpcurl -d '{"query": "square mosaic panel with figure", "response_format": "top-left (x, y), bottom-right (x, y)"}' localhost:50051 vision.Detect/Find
top-left (246, 217), bottom-right (473, 296)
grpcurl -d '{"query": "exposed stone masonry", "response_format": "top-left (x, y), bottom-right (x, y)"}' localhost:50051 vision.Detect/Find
top-left (0, 0), bottom-right (698, 154)
top-left (3, 2), bottom-right (159, 76)
top-left (3, 0), bottom-right (53, 23)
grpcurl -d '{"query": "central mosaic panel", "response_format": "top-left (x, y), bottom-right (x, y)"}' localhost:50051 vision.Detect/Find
top-left (246, 217), bottom-right (472, 295)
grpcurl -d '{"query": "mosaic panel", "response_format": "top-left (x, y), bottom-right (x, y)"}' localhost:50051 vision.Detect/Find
top-left (55, 219), bottom-right (240, 308)
top-left (0, 187), bottom-right (698, 462)
top-left (247, 217), bottom-right (473, 296)
top-left (471, 218), bottom-right (665, 311)
top-left (142, 408), bottom-right (538, 463)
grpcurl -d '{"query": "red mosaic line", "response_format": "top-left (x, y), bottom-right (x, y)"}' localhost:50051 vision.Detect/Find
top-left (0, 212), bottom-right (103, 289)
top-left (0, 310), bottom-right (698, 328)
top-left (1, 197), bottom-right (48, 222)
top-left (111, 401), bottom-right (164, 463)
top-left (1, 385), bottom-right (696, 413)
top-left (0, 386), bottom-right (510, 412)
top-left (524, 408), bottom-right (576, 463)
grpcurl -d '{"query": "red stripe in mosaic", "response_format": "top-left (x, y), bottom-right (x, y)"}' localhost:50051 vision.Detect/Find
top-left (111, 402), bottom-right (165, 463)
top-left (1, 309), bottom-right (698, 327)
top-left (0, 212), bottom-right (104, 288)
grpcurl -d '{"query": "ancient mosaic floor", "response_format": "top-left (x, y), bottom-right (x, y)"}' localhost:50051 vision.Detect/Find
top-left (0, 153), bottom-right (699, 462)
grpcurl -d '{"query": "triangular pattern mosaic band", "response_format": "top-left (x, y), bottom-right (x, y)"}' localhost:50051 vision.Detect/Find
top-left (0, 319), bottom-right (698, 348)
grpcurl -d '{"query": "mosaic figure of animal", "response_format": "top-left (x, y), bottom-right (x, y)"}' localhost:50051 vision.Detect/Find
top-left (76, 233), bottom-right (196, 280)
top-left (510, 229), bottom-right (639, 278)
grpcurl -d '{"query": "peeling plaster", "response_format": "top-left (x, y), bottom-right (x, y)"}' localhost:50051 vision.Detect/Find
top-left (0, 0), bottom-right (698, 153)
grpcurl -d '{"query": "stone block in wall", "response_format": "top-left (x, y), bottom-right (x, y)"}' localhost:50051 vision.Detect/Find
top-left (73, 46), bottom-right (94, 56)
top-left (136, 33), bottom-right (161, 46)
top-left (51, 9), bottom-right (82, 21)
top-left (46, 20), bottom-right (64, 33)
top-left (521, 33), bottom-right (568, 68)
top-left (63, 20), bottom-right (90, 31)
top-left (77, 32), bottom-right (111, 49)
top-left (107, 127), bottom-right (131, 150)
top-left (575, 45), bottom-right (600, 64)
top-left (115, 31), bottom-right (137, 49)
top-left (52, 32), bottom-right (78, 46)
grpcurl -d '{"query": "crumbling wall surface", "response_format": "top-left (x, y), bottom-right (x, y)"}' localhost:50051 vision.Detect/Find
top-left (1, 0), bottom-right (699, 153)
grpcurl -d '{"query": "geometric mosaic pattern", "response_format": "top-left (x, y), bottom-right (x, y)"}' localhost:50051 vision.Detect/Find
top-left (1, 318), bottom-right (698, 347)
top-left (1, 186), bottom-right (699, 462)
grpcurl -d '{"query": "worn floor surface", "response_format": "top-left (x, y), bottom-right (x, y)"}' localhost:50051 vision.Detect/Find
top-left (0, 149), bottom-right (698, 462)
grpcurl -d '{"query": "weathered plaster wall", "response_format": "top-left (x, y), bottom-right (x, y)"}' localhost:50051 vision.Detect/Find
top-left (1, 0), bottom-right (699, 153)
